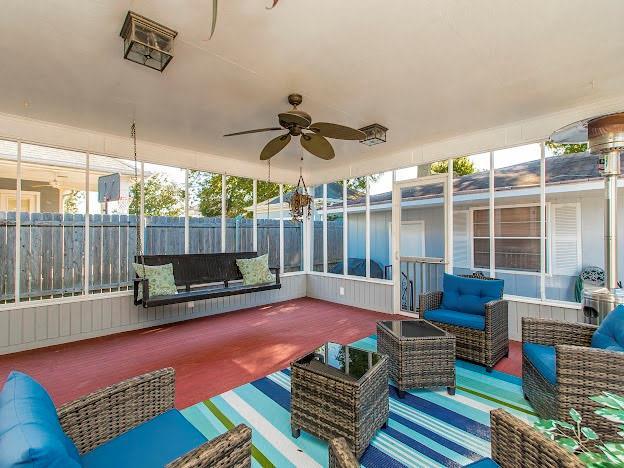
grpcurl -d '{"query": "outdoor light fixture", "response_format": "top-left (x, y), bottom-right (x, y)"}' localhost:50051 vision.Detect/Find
top-left (120, 11), bottom-right (178, 72)
top-left (359, 124), bottom-right (388, 146)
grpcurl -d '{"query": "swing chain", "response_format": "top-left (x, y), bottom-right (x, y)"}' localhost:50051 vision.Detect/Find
top-left (131, 121), bottom-right (146, 276)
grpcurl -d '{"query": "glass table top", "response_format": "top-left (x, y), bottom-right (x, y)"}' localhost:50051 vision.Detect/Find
top-left (295, 342), bottom-right (383, 381)
top-left (379, 320), bottom-right (446, 338)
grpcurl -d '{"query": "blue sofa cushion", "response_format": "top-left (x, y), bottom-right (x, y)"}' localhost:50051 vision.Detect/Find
top-left (81, 409), bottom-right (207, 468)
top-left (592, 304), bottom-right (624, 352)
top-left (464, 457), bottom-right (500, 467)
top-left (523, 343), bottom-right (557, 385)
top-left (441, 273), bottom-right (504, 316)
top-left (424, 308), bottom-right (485, 330)
top-left (0, 371), bottom-right (81, 468)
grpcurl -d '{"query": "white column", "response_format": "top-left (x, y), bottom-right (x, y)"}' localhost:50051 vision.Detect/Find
top-left (365, 177), bottom-right (371, 278)
top-left (540, 142), bottom-right (546, 300)
top-left (489, 151), bottom-right (495, 277)
top-left (221, 174), bottom-right (226, 253)
top-left (184, 169), bottom-right (189, 254)
top-left (14, 141), bottom-right (21, 303)
top-left (343, 180), bottom-right (348, 276)
top-left (140, 162), bottom-right (145, 256)
top-left (279, 184), bottom-right (284, 274)
top-left (252, 179), bottom-right (258, 252)
top-left (83, 153), bottom-right (90, 296)
top-left (323, 184), bottom-right (328, 273)
top-left (446, 158), bottom-right (454, 273)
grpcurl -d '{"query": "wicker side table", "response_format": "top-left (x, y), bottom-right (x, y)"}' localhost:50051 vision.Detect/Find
top-left (377, 320), bottom-right (456, 397)
top-left (290, 342), bottom-right (388, 460)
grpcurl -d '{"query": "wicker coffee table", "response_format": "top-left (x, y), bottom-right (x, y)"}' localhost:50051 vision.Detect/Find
top-left (377, 320), bottom-right (456, 398)
top-left (290, 342), bottom-right (388, 459)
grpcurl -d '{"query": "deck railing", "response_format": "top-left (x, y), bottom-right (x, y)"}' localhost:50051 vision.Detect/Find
top-left (399, 256), bottom-right (446, 313)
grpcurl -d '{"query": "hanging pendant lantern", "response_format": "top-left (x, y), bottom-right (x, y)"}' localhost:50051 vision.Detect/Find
top-left (120, 11), bottom-right (177, 72)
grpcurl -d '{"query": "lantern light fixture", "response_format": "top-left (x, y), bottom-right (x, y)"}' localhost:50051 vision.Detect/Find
top-left (359, 124), bottom-right (388, 146)
top-left (120, 11), bottom-right (178, 72)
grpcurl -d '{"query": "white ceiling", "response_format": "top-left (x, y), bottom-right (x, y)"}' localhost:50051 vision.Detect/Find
top-left (1, 0), bottom-right (624, 178)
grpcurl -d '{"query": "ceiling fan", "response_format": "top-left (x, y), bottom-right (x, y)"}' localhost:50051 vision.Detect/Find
top-left (32, 174), bottom-right (68, 190)
top-left (223, 94), bottom-right (366, 160)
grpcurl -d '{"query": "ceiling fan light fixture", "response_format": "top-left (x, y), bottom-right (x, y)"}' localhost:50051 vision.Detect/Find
top-left (120, 11), bottom-right (177, 72)
top-left (359, 124), bottom-right (388, 146)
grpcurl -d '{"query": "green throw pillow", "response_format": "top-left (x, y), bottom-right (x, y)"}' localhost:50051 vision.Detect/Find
top-left (236, 254), bottom-right (275, 286)
top-left (133, 263), bottom-right (178, 300)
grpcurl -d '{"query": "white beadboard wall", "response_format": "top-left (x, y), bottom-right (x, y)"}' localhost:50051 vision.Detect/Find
top-left (0, 274), bottom-right (306, 355)
top-left (0, 272), bottom-right (584, 355)
top-left (305, 274), bottom-right (583, 341)
top-left (506, 299), bottom-right (583, 342)
top-left (306, 274), bottom-right (394, 313)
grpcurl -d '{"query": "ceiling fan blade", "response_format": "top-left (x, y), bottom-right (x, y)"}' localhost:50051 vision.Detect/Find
top-left (278, 111), bottom-right (311, 128)
top-left (309, 122), bottom-right (366, 140)
top-left (260, 133), bottom-right (291, 160)
top-left (223, 127), bottom-right (282, 137)
top-left (301, 133), bottom-right (335, 160)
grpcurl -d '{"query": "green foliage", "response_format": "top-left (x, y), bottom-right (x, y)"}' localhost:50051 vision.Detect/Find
top-left (188, 171), bottom-right (283, 218)
top-left (430, 156), bottom-right (476, 176)
top-left (63, 190), bottom-right (83, 214)
top-left (129, 174), bottom-right (185, 217)
top-left (545, 141), bottom-right (588, 156)
top-left (534, 392), bottom-right (624, 467)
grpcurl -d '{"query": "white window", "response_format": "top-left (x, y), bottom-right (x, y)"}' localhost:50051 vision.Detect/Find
top-left (472, 205), bottom-right (543, 273)
top-left (0, 189), bottom-right (40, 212)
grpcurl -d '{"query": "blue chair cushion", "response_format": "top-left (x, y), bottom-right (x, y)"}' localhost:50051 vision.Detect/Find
top-left (81, 409), bottom-right (207, 468)
top-left (464, 457), bottom-right (500, 467)
top-left (592, 304), bottom-right (624, 352)
top-left (441, 273), bottom-right (504, 316)
top-left (0, 371), bottom-right (81, 468)
top-left (523, 342), bottom-right (557, 385)
top-left (424, 308), bottom-right (486, 330)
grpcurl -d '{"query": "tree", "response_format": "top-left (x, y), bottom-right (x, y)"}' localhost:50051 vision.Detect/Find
top-left (63, 190), bottom-right (83, 214)
top-left (188, 172), bottom-right (282, 218)
top-left (545, 141), bottom-right (588, 156)
top-left (129, 174), bottom-right (185, 217)
top-left (430, 156), bottom-right (476, 176)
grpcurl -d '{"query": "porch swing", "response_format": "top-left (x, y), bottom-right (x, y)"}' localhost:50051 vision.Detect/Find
top-left (130, 122), bottom-right (280, 308)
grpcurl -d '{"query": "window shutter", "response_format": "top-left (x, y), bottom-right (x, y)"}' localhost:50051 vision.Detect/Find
top-left (551, 203), bottom-right (580, 276)
top-left (453, 211), bottom-right (469, 268)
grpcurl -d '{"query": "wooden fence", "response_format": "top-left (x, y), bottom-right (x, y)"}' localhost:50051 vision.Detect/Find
top-left (0, 212), bottom-right (305, 303)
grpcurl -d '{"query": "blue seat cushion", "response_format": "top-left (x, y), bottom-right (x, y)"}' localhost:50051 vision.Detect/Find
top-left (424, 308), bottom-right (486, 330)
top-left (592, 304), bottom-right (624, 352)
top-left (523, 342), bottom-right (557, 385)
top-left (81, 409), bottom-right (207, 468)
top-left (0, 371), bottom-right (81, 468)
top-left (441, 273), bottom-right (504, 316)
top-left (464, 457), bottom-right (500, 467)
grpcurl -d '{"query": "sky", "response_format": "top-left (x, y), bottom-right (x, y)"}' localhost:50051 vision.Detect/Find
top-left (369, 143), bottom-right (543, 195)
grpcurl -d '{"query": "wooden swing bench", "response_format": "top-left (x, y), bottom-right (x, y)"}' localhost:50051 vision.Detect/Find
top-left (133, 252), bottom-right (281, 308)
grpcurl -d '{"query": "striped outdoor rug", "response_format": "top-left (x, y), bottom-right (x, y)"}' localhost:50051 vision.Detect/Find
top-left (182, 335), bottom-right (536, 467)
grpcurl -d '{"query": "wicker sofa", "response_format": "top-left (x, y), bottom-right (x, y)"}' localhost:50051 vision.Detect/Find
top-left (328, 409), bottom-right (583, 467)
top-left (523, 310), bottom-right (624, 441)
top-left (0, 367), bottom-right (252, 467)
top-left (419, 273), bottom-right (508, 371)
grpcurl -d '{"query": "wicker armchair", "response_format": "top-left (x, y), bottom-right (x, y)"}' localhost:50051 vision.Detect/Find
top-left (488, 409), bottom-right (582, 468)
top-left (522, 317), bottom-right (624, 441)
top-left (419, 274), bottom-right (508, 371)
top-left (329, 410), bottom-right (583, 468)
top-left (57, 368), bottom-right (252, 467)
top-left (328, 437), bottom-right (359, 468)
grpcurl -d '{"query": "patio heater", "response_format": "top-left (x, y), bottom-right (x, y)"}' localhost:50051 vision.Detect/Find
top-left (551, 113), bottom-right (624, 323)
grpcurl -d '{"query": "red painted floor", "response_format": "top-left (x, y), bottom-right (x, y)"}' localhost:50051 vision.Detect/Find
top-left (0, 298), bottom-right (522, 408)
